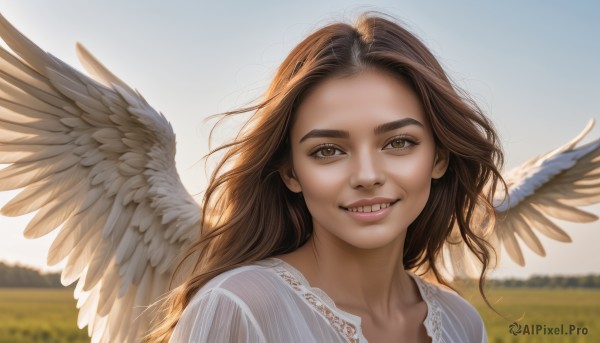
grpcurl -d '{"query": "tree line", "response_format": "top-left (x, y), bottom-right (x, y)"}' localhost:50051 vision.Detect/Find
top-left (485, 274), bottom-right (600, 288)
top-left (451, 274), bottom-right (600, 289)
top-left (0, 262), bottom-right (63, 288)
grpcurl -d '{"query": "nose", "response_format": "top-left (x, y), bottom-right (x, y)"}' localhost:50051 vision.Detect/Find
top-left (349, 148), bottom-right (385, 190)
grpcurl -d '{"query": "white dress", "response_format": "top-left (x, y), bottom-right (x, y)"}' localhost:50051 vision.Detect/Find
top-left (170, 258), bottom-right (488, 342)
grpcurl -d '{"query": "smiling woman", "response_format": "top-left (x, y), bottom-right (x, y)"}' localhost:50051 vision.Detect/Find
top-left (276, 69), bottom-right (452, 341)
top-left (149, 11), bottom-right (504, 343)
top-left (2, 4), bottom-right (600, 343)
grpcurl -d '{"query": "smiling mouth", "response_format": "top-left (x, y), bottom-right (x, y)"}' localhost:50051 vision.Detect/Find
top-left (339, 199), bottom-right (400, 213)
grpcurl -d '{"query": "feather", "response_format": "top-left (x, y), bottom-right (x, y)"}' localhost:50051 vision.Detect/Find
top-left (0, 13), bottom-right (201, 343)
top-left (97, 263), bottom-right (120, 316)
top-left (532, 199), bottom-right (598, 222)
top-left (0, 131), bottom-right (73, 145)
top-left (23, 184), bottom-right (84, 238)
top-left (0, 117), bottom-right (56, 136)
top-left (499, 226), bottom-right (525, 266)
top-left (77, 286), bottom-right (100, 329)
top-left (0, 153), bottom-right (79, 191)
top-left (0, 78), bottom-right (66, 115)
top-left (62, 229), bottom-right (101, 286)
top-left (83, 241), bottom-right (114, 291)
top-left (0, 14), bottom-right (62, 75)
top-left (92, 127), bottom-right (122, 143)
top-left (0, 69), bottom-right (72, 108)
top-left (511, 211), bottom-right (545, 256)
top-left (520, 204), bottom-right (571, 242)
top-left (0, 144), bottom-right (72, 163)
top-left (1, 165), bottom-right (82, 216)
top-left (0, 47), bottom-right (57, 94)
top-left (48, 207), bottom-right (107, 266)
top-left (76, 43), bottom-right (137, 96)
top-left (0, 97), bottom-right (64, 124)
top-left (60, 117), bottom-right (89, 129)
top-left (475, 119), bottom-right (600, 276)
top-left (115, 229), bottom-right (140, 266)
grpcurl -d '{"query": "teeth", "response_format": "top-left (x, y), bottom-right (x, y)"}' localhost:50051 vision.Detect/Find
top-left (347, 202), bottom-right (392, 212)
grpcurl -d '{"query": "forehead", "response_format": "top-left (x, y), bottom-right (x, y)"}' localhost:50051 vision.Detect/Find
top-left (292, 69), bottom-right (428, 138)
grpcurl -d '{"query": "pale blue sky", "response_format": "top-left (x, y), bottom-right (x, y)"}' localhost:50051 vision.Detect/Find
top-left (0, 1), bottom-right (599, 278)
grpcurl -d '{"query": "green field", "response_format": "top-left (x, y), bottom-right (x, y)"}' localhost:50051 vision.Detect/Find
top-left (0, 287), bottom-right (598, 342)
top-left (0, 289), bottom-right (88, 343)
top-left (463, 287), bottom-right (600, 343)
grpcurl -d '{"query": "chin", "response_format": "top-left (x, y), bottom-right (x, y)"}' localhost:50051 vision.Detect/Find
top-left (340, 229), bottom-right (405, 251)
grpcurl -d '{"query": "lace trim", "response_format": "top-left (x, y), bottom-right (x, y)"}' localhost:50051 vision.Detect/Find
top-left (410, 273), bottom-right (442, 343)
top-left (275, 269), bottom-right (360, 343)
top-left (269, 259), bottom-right (442, 343)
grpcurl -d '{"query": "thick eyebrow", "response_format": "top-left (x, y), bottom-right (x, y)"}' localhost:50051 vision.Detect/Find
top-left (299, 118), bottom-right (424, 143)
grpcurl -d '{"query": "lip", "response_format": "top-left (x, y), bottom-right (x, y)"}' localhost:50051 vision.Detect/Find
top-left (340, 200), bottom-right (399, 223)
top-left (342, 197), bottom-right (398, 208)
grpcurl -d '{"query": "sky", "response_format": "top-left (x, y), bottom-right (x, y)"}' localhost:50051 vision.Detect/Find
top-left (0, 1), bottom-right (598, 279)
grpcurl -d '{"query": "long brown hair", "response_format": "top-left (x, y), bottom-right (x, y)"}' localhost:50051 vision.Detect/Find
top-left (146, 11), bottom-right (505, 341)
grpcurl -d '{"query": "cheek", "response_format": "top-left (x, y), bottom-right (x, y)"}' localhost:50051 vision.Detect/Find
top-left (387, 152), bottom-right (435, 195)
top-left (292, 155), bottom-right (345, 203)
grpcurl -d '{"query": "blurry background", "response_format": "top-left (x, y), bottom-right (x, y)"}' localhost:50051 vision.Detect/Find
top-left (0, 0), bottom-right (598, 280)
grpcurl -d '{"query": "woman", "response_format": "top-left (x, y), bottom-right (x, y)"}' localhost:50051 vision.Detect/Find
top-left (149, 11), bottom-right (503, 343)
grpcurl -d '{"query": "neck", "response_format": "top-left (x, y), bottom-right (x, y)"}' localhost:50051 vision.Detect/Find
top-left (280, 228), bottom-right (417, 317)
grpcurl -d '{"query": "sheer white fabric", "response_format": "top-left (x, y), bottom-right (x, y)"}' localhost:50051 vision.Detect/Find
top-left (170, 258), bottom-right (488, 342)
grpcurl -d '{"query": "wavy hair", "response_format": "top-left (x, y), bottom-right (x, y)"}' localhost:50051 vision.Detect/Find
top-left (146, 11), bottom-right (505, 342)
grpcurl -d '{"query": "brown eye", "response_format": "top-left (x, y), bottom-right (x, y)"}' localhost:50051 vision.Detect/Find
top-left (390, 139), bottom-right (406, 149)
top-left (321, 147), bottom-right (335, 156)
top-left (384, 137), bottom-right (417, 150)
top-left (311, 144), bottom-right (343, 159)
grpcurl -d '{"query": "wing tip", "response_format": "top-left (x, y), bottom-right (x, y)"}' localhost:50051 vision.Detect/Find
top-left (578, 118), bottom-right (597, 145)
top-left (75, 41), bottom-right (90, 60)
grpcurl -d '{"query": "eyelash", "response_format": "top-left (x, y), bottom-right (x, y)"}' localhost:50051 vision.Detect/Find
top-left (309, 136), bottom-right (419, 160)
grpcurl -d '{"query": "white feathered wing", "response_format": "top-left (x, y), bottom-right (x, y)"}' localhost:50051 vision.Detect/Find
top-left (0, 14), bottom-right (201, 342)
top-left (437, 119), bottom-right (600, 280)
